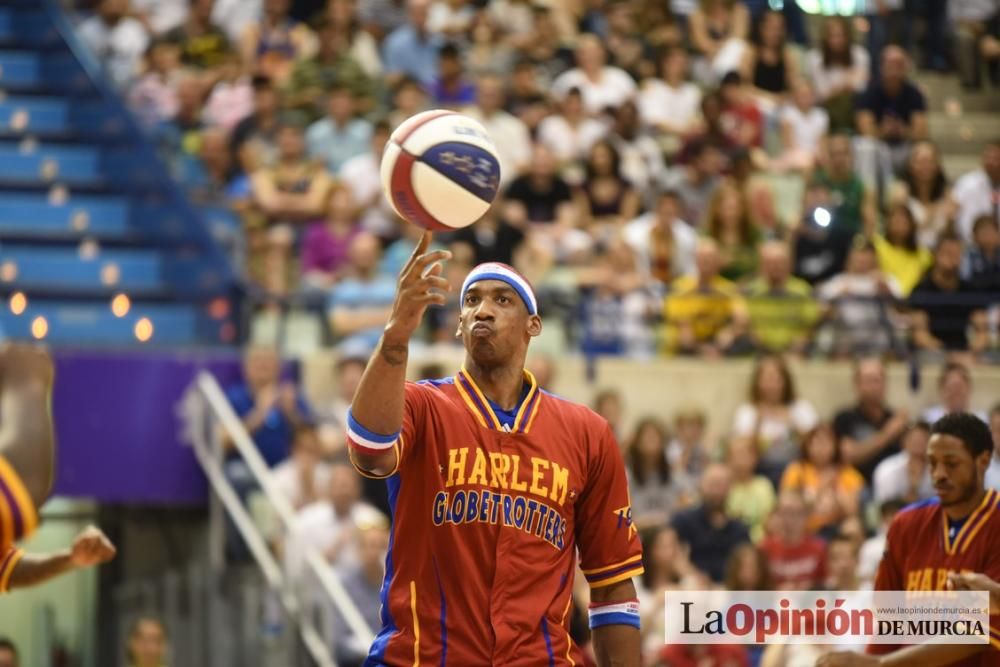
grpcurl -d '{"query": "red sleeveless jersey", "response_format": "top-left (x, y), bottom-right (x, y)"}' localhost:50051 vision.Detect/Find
top-left (351, 370), bottom-right (644, 666)
top-left (869, 489), bottom-right (1000, 665)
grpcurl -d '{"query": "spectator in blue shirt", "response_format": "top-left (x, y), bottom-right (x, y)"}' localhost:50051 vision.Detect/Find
top-left (225, 346), bottom-right (311, 468)
top-left (327, 232), bottom-right (398, 350)
top-left (306, 85), bottom-right (372, 175)
top-left (429, 42), bottom-right (476, 108)
top-left (381, 0), bottom-right (442, 87)
top-left (223, 345), bottom-right (311, 561)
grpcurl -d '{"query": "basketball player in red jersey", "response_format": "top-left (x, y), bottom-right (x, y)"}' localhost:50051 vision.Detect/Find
top-left (348, 233), bottom-right (643, 666)
top-left (820, 412), bottom-right (1000, 666)
top-left (0, 344), bottom-right (116, 594)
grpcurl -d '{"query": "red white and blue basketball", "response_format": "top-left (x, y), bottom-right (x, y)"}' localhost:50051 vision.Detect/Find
top-left (380, 110), bottom-right (501, 231)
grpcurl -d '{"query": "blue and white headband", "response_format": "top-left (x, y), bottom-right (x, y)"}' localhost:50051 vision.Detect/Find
top-left (460, 262), bottom-right (538, 315)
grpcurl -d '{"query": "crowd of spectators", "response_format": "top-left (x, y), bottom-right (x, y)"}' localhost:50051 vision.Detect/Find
top-left (217, 342), bottom-right (1000, 666)
top-left (73, 0), bottom-right (1000, 363)
top-left (69, 0), bottom-right (1000, 663)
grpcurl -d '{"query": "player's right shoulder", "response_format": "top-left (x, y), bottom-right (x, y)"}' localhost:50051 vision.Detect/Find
top-left (890, 497), bottom-right (940, 534)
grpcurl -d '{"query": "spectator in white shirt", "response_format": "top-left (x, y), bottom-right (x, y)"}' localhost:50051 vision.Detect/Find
top-left (773, 80), bottom-right (829, 173)
top-left (129, 0), bottom-right (188, 35)
top-left (872, 421), bottom-right (934, 504)
top-left (857, 498), bottom-right (905, 589)
top-left (285, 460), bottom-right (384, 581)
top-left (806, 16), bottom-right (869, 132)
top-left (951, 140), bottom-right (1000, 243)
top-left (986, 404), bottom-right (1000, 491)
top-left (638, 48), bottom-right (702, 136)
top-left (551, 34), bottom-right (637, 115)
top-left (462, 75), bottom-right (531, 186)
top-left (271, 424), bottom-right (330, 511)
top-left (623, 189), bottom-right (698, 285)
top-left (78, 0), bottom-right (151, 89)
top-left (536, 87), bottom-right (608, 166)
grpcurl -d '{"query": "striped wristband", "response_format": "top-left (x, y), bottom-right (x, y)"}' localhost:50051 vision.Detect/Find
top-left (346, 410), bottom-right (400, 456)
top-left (588, 599), bottom-right (640, 629)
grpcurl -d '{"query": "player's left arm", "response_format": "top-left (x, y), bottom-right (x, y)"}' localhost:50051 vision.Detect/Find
top-left (2, 526), bottom-right (115, 593)
top-left (590, 578), bottom-right (641, 667)
top-left (576, 421), bottom-right (643, 667)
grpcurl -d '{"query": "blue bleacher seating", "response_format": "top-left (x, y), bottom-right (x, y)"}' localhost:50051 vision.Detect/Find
top-left (0, 0), bottom-right (238, 347)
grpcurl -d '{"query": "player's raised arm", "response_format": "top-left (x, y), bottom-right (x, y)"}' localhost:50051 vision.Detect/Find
top-left (348, 232), bottom-right (451, 476)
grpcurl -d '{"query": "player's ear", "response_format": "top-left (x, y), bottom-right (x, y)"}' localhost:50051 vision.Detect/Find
top-left (526, 314), bottom-right (542, 338)
top-left (455, 314), bottom-right (462, 338)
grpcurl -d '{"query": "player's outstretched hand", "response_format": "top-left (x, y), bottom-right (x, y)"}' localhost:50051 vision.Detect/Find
top-left (70, 525), bottom-right (117, 568)
top-left (0, 343), bottom-right (54, 391)
top-left (947, 571), bottom-right (1000, 613)
top-left (384, 231), bottom-right (452, 341)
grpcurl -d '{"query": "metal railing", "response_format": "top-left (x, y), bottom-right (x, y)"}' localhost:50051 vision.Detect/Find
top-left (184, 370), bottom-right (375, 667)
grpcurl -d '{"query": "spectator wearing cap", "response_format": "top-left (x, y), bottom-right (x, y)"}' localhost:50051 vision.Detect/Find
top-left (551, 35), bottom-right (637, 116)
top-left (908, 234), bottom-right (990, 354)
top-left (744, 241), bottom-right (819, 355)
top-left (306, 85), bottom-right (372, 174)
top-left (429, 42), bottom-right (476, 108)
top-left (381, 0), bottom-right (442, 87)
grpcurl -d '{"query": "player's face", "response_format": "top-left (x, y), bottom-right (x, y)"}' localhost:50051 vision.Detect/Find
top-left (459, 280), bottom-right (541, 367)
top-left (928, 434), bottom-right (986, 508)
top-left (0, 648), bottom-right (16, 667)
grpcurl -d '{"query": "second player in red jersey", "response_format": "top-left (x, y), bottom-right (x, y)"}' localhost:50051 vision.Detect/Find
top-left (820, 412), bottom-right (1000, 667)
top-left (347, 233), bottom-right (643, 666)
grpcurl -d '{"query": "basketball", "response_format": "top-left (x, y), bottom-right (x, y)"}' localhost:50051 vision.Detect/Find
top-left (380, 110), bottom-right (501, 231)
